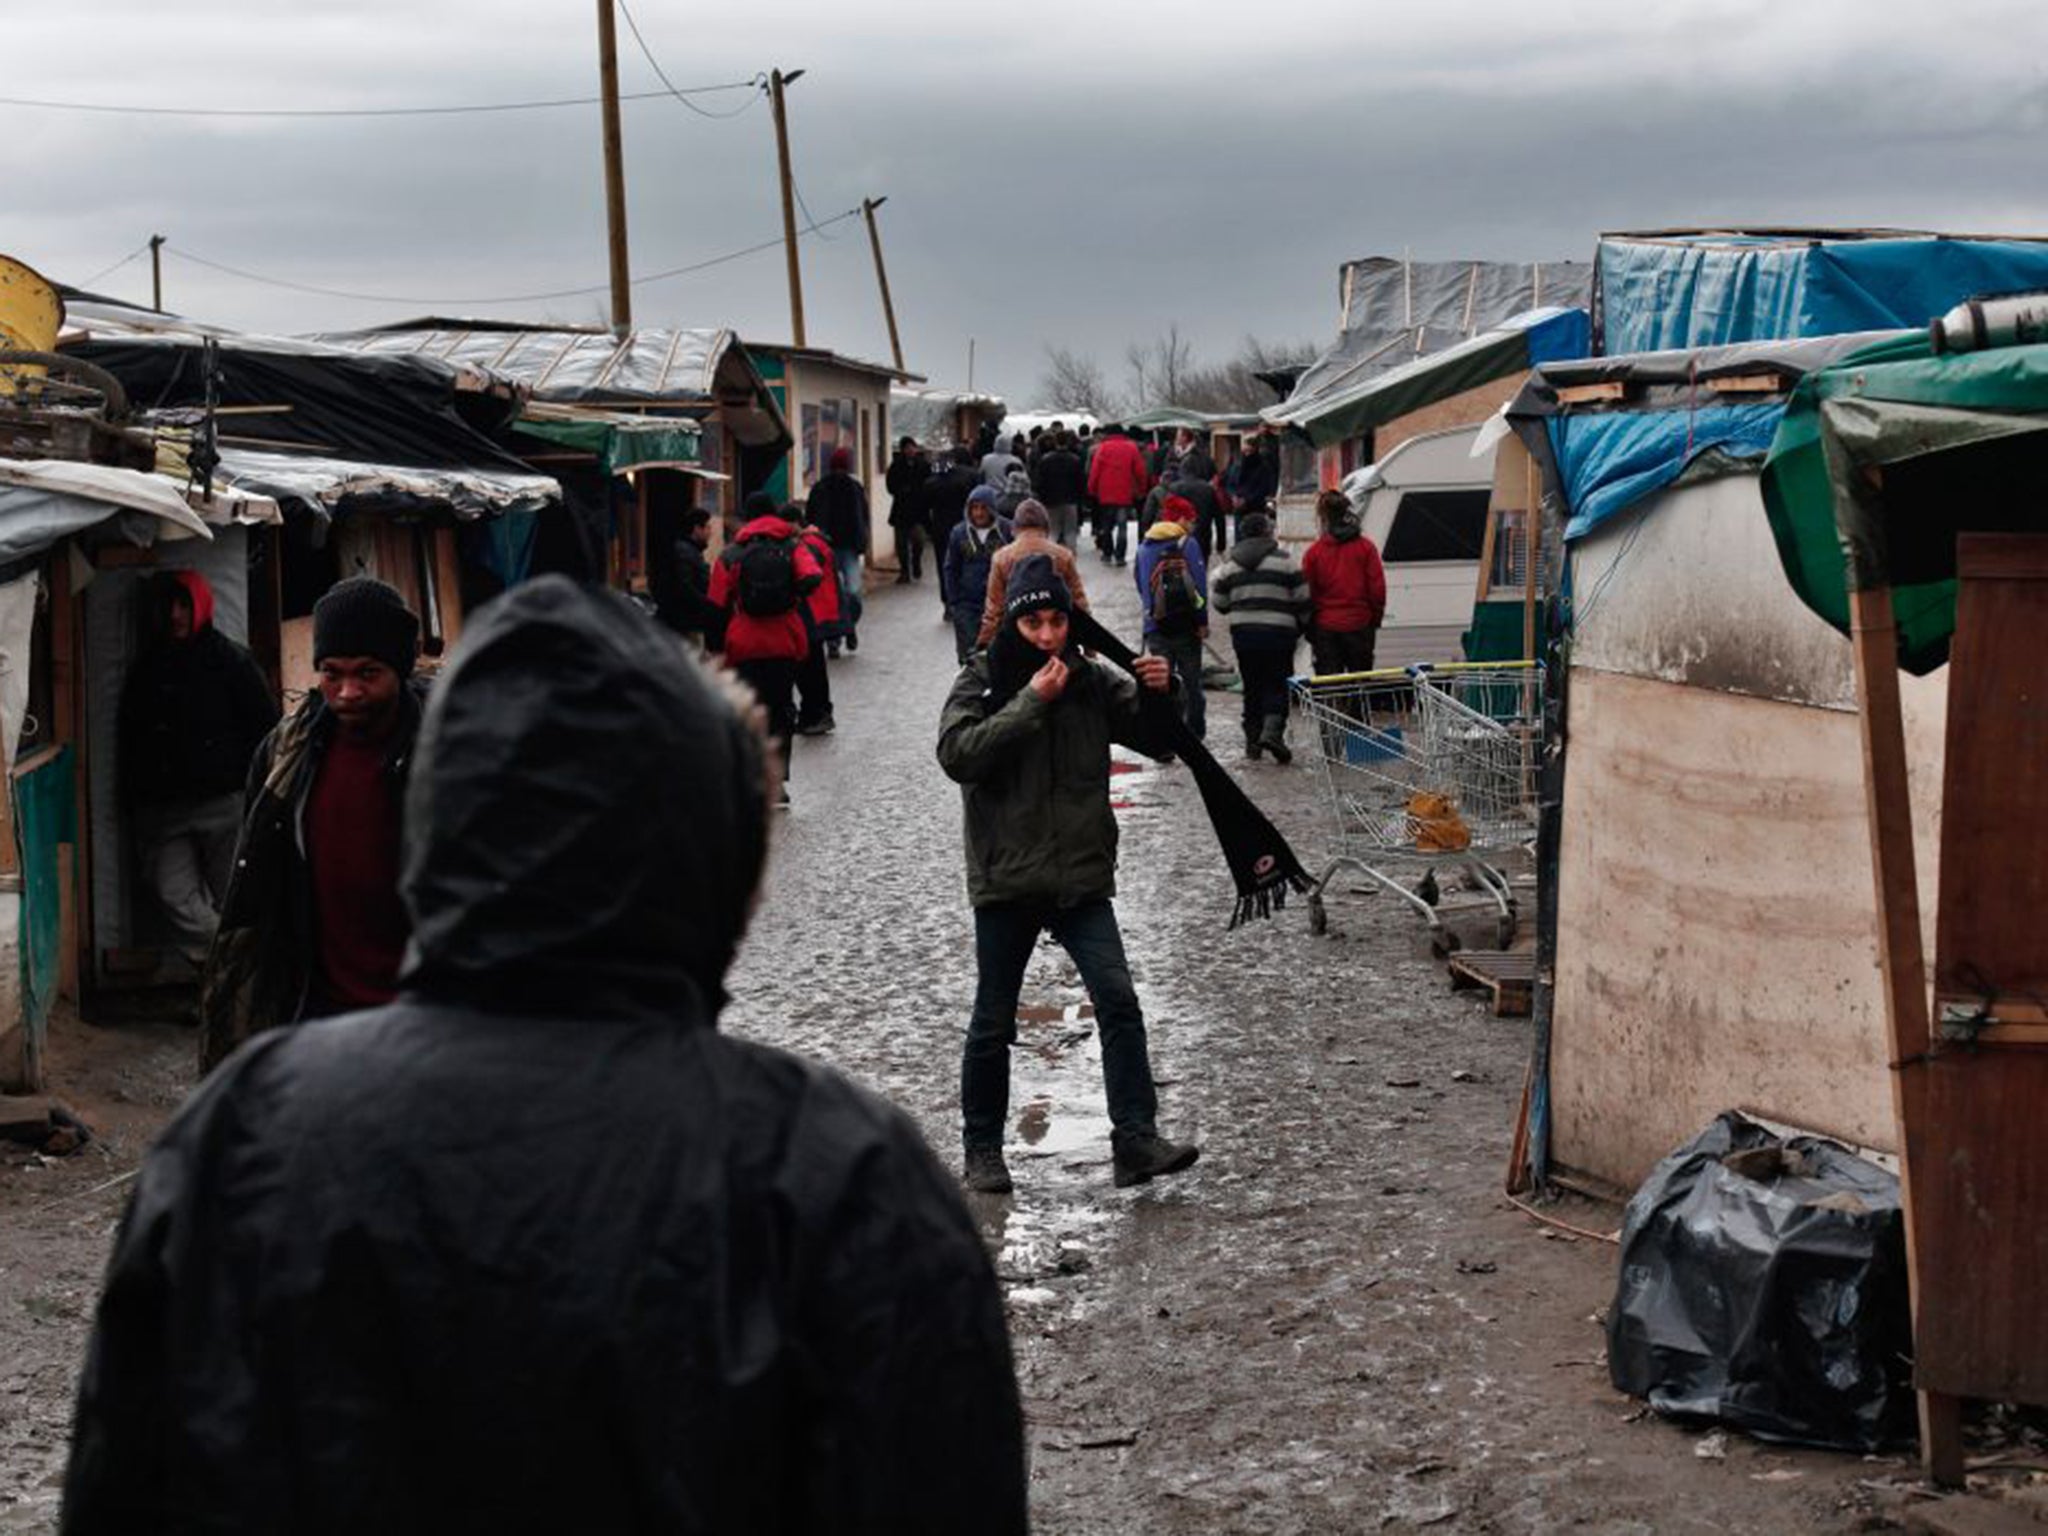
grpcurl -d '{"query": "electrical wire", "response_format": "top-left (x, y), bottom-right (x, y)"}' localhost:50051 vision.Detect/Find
top-left (75, 244), bottom-right (152, 288)
top-left (613, 0), bottom-right (766, 120)
top-left (162, 210), bottom-right (862, 307)
top-left (792, 180), bottom-right (842, 242)
top-left (0, 82), bottom-right (759, 121)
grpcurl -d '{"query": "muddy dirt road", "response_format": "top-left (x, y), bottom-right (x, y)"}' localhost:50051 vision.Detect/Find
top-left (1, 562), bottom-right (1926, 1532)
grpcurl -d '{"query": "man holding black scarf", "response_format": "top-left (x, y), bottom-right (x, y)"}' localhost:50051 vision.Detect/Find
top-left (937, 553), bottom-right (1201, 1195)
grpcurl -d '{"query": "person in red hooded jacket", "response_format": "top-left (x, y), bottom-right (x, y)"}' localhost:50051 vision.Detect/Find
top-left (709, 493), bottom-right (827, 804)
top-left (1300, 488), bottom-right (1388, 676)
top-left (117, 570), bottom-right (279, 966)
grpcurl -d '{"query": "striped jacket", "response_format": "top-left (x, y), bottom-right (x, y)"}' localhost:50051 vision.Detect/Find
top-left (1210, 535), bottom-right (1310, 638)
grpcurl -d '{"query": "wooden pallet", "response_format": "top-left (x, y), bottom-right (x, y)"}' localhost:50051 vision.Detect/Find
top-left (1446, 949), bottom-right (1535, 1017)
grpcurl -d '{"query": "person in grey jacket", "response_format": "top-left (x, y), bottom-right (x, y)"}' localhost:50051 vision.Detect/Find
top-left (1210, 511), bottom-right (1310, 762)
top-left (936, 554), bottom-right (1200, 1197)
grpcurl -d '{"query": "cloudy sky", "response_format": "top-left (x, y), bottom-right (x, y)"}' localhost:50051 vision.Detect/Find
top-left (10, 0), bottom-right (2048, 404)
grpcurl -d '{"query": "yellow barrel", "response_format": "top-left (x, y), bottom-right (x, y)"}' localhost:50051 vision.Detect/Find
top-left (0, 255), bottom-right (65, 398)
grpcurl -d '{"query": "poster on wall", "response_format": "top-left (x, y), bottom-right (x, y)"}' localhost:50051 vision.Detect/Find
top-left (801, 397), bottom-right (861, 486)
top-left (801, 404), bottom-right (820, 489)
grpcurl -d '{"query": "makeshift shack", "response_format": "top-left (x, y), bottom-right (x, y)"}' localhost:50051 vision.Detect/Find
top-left (1271, 257), bottom-right (1593, 510)
top-left (889, 386), bottom-right (1005, 454)
top-left (1502, 332), bottom-right (1951, 1192)
top-left (0, 458), bottom-right (279, 1089)
top-left (1759, 326), bottom-right (2048, 1481)
top-left (60, 301), bottom-right (557, 1016)
top-left (312, 319), bottom-right (784, 582)
top-left (745, 342), bottom-right (917, 554)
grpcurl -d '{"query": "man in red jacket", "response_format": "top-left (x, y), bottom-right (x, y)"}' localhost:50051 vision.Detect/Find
top-left (1300, 488), bottom-right (1387, 676)
top-left (1084, 423), bottom-right (1150, 568)
top-left (709, 495), bottom-right (826, 805)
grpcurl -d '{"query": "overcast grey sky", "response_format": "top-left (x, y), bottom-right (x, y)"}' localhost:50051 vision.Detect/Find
top-left (10, 0), bottom-right (2048, 404)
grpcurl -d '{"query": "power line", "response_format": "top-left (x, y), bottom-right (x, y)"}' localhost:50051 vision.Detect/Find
top-left (0, 81), bottom-right (759, 121)
top-left (793, 180), bottom-right (842, 242)
top-left (76, 244), bottom-right (152, 288)
top-left (613, 1), bottom-right (766, 120)
top-left (162, 210), bottom-right (862, 307)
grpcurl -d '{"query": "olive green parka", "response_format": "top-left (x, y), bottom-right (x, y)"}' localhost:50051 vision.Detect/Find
top-left (937, 652), bottom-right (1178, 908)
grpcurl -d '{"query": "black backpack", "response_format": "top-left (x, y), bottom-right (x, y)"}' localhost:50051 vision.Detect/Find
top-left (734, 536), bottom-right (801, 617)
top-left (1148, 539), bottom-right (1202, 633)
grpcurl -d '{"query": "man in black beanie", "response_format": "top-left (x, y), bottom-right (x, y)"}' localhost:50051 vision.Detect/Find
top-left (937, 553), bottom-right (1200, 1194)
top-left (198, 575), bottom-right (425, 1070)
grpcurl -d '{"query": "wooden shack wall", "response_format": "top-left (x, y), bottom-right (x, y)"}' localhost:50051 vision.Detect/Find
top-left (1551, 474), bottom-right (1949, 1188)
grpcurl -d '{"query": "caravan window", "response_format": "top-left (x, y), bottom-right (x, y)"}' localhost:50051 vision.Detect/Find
top-left (1382, 489), bottom-right (1492, 563)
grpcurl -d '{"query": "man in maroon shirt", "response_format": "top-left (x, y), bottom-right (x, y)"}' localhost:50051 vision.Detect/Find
top-left (198, 576), bottom-right (424, 1069)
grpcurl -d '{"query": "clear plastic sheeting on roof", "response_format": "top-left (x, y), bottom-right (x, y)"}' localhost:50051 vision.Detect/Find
top-left (1282, 257), bottom-right (1594, 412)
top-left (316, 324), bottom-right (734, 405)
top-left (212, 447), bottom-right (559, 525)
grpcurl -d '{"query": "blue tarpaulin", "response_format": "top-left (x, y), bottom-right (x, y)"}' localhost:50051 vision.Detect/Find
top-left (1550, 401), bottom-right (1787, 542)
top-left (1596, 235), bottom-right (2048, 357)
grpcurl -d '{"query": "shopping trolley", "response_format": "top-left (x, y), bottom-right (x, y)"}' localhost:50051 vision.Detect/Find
top-left (1288, 661), bottom-right (1542, 949)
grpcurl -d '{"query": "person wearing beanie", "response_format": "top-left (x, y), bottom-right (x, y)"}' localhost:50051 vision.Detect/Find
top-left (199, 576), bottom-right (426, 1070)
top-left (1028, 429), bottom-right (1085, 548)
top-left (975, 497), bottom-right (1090, 648)
top-left (71, 577), bottom-right (1029, 1534)
top-left (118, 570), bottom-right (280, 966)
top-left (1211, 508), bottom-right (1312, 763)
top-left (1133, 494), bottom-right (1211, 740)
top-left (942, 486), bottom-right (1013, 663)
top-left (937, 552), bottom-right (1201, 1196)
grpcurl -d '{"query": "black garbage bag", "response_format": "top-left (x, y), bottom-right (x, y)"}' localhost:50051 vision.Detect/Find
top-left (1606, 1111), bottom-right (1913, 1452)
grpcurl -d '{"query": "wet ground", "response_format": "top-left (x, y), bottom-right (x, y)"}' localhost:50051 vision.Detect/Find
top-left (0, 562), bottom-right (1945, 1531)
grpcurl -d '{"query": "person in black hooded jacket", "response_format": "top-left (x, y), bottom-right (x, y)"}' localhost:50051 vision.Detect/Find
top-left (63, 576), bottom-right (1028, 1536)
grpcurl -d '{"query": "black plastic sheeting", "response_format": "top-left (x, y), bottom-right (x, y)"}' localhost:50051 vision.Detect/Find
top-left (64, 336), bottom-right (533, 474)
top-left (61, 579), bottom-right (1028, 1532)
top-left (1607, 1112), bottom-right (1913, 1452)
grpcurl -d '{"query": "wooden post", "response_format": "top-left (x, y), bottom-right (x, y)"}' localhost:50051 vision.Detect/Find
top-left (1847, 583), bottom-right (1965, 1488)
top-left (862, 197), bottom-right (905, 374)
top-left (769, 69), bottom-right (806, 348)
top-left (1522, 453), bottom-right (1540, 660)
top-left (148, 234), bottom-right (165, 313)
top-left (595, 0), bottom-right (633, 336)
top-left (431, 527), bottom-right (466, 653)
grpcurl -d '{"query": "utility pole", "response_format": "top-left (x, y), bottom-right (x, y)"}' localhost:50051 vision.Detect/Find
top-left (769, 68), bottom-right (806, 346)
top-left (595, 0), bottom-right (632, 336)
top-left (862, 197), bottom-right (905, 374)
top-left (148, 234), bottom-right (165, 312)
top-left (967, 338), bottom-right (976, 391)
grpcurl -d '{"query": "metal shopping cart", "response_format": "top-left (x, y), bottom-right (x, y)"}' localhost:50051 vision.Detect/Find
top-left (1288, 661), bottom-right (1542, 949)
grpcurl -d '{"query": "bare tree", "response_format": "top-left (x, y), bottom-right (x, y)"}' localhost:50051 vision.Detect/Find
top-left (1125, 324), bottom-right (1198, 410)
top-left (1121, 330), bottom-right (1317, 414)
top-left (1038, 344), bottom-right (1121, 418)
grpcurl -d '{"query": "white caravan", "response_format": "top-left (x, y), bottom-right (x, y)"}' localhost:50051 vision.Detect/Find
top-left (1338, 423), bottom-right (1492, 665)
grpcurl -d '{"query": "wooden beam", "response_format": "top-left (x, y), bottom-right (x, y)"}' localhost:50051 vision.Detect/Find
top-left (1553, 381), bottom-right (1626, 405)
top-left (431, 527), bottom-right (465, 654)
top-left (1848, 583), bottom-right (1964, 1488)
top-left (1522, 453), bottom-right (1540, 661)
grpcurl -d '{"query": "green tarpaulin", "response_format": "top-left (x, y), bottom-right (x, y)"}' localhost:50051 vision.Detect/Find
top-left (516, 415), bottom-right (702, 477)
top-left (15, 746), bottom-right (75, 1036)
top-left (1761, 333), bottom-right (2048, 674)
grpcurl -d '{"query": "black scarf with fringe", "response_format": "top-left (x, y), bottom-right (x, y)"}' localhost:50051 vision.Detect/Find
top-left (1069, 609), bottom-right (1312, 927)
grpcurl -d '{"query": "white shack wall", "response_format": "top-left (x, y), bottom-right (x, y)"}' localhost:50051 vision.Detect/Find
top-left (1552, 476), bottom-right (1948, 1188)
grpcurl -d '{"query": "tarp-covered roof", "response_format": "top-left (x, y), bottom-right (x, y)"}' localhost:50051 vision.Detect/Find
top-left (0, 455), bottom-right (226, 580)
top-left (1125, 407), bottom-right (1264, 433)
top-left (63, 313), bottom-right (536, 475)
top-left (514, 410), bottom-right (704, 478)
top-left (316, 321), bottom-right (791, 451)
top-left (212, 447), bottom-right (558, 526)
top-left (1504, 331), bottom-right (1900, 543)
top-left (1761, 331), bottom-right (2048, 674)
top-left (1594, 230), bottom-right (2048, 358)
top-left (1267, 307), bottom-right (1589, 448)
top-left (1279, 257), bottom-right (1594, 421)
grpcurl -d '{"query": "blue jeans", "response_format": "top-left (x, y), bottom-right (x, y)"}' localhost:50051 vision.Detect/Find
top-left (1096, 506), bottom-right (1130, 561)
top-left (962, 898), bottom-right (1159, 1151)
top-left (834, 550), bottom-right (864, 633)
